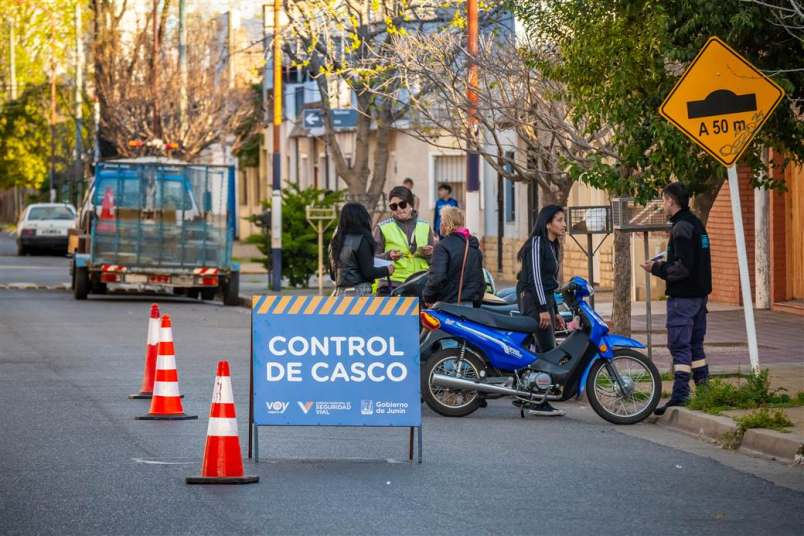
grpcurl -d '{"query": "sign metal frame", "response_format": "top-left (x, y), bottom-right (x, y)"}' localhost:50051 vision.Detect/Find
top-left (248, 295), bottom-right (424, 464)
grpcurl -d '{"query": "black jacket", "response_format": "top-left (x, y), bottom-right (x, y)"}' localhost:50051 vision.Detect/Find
top-left (516, 235), bottom-right (560, 313)
top-left (422, 232), bottom-right (484, 305)
top-left (651, 208), bottom-right (712, 298)
top-left (333, 234), bottom-right (389, 287)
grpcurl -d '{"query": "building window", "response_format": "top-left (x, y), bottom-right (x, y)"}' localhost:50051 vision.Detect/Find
top-left (504, 180), bottom-right (515, 223)
top-left (294, 86), bottom-right (304, 119)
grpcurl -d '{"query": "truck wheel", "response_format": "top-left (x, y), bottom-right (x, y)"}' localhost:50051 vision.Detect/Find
top-left (74, 265), bottom-right (90, 300)
top-left (222, 272), bottom-right (240, 306)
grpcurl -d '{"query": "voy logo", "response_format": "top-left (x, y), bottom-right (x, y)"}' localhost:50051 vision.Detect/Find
top-left (265, 401), bottom-right (289, 414)
top-left (297, 401), bottom-right (314, 414)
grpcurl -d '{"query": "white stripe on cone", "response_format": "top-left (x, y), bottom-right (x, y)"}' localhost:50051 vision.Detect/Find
top-left (154, 382), bottom-right (181, 397)
top-left (156, 355), bottom-right (176, 370)
top-left (160, 326), bottom-right (174, 342)
top-left (147, 318), bottom-right (160, 345)
top-left (207, 417), bottom-right (238, 437)
top-left (213, 376), bottom-right (234, 404)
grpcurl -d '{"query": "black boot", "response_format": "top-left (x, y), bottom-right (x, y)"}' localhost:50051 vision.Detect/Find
top-left (654, 398), bottom-right (687, 416)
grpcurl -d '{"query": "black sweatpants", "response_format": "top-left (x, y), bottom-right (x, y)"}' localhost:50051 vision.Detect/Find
top-left (518, 288), bottom-right (557, 353)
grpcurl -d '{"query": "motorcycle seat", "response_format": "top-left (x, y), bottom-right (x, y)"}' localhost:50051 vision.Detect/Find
top-left (433, 303), bottom-right (539, 333)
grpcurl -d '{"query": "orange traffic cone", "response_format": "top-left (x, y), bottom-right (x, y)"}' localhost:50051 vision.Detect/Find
top-left (129, 304), bottom-right (161, 399)
top-left (186, 361), bottom-right (258, 484)
top-left (135, 315), bottom-right (196, 421)
top-left (97, 187), bottom-right (116, 233)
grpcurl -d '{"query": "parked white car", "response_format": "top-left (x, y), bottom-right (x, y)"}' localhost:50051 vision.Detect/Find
top-left (16, 203), bottom-right (77, 255)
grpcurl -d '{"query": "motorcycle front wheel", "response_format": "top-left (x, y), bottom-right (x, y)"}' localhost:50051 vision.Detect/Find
top-left (585, 348), bottom-right (661, 425)
top-left (422, 349), bottom-right (485, 417)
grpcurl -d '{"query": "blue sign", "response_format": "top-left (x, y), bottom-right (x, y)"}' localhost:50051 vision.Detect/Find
top-left (302, 109), bottom-right (358, 130)
top-left (252, 295), bottom-right (422, 427)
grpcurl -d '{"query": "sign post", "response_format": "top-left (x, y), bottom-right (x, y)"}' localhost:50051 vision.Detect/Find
top-left (249, 295), bottom-right (423, 462)
top-left (305, 206), bottom-right (336, 296)
top-left (659, 36), bottom-right (785, 373)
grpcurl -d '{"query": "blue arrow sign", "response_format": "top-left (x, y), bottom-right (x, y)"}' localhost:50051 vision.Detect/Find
top-left (303, 109), bottom-right (357, 130)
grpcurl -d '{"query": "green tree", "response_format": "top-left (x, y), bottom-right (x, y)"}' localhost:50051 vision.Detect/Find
top-left (0, 83), bottom-right (85, 193)
top-left (1, 1), bottom-right (89, 200)
top-left (513, 0), bottom-right (804, 332)
top-left (248, 184), bottom-right (343, 288)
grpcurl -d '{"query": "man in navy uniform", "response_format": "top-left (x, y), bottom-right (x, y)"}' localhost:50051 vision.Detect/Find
top-left (641, 182), bottom-right (712, 415)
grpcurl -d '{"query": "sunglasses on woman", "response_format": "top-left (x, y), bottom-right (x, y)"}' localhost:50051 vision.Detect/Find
top-left (389, 201), bottom-right (409, 211)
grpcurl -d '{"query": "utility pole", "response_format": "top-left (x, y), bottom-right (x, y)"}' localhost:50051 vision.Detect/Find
top-left (465, 0), bottom-right (481, 235)
top-left (151, 0), bottom-right (161, 139)
top-left (178, 0), bottom-right (187, 135)
top-left (9, 15), bottom-right (20, 216)
top-left (270, 1), bottom-right (283, 291)
top-left (49, 7), bottom-right (57, 202)
top-left (74, 1), bottom-right (84, 207)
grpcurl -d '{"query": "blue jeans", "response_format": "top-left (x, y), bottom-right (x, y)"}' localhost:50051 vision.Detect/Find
top-left (666, 296), bottom-right (709, 402)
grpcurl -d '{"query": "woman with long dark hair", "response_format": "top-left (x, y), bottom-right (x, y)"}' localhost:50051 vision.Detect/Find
top-left (516, 204), bottom-right (567, 416)
top-left (329, 203), bottom-right (394, 296)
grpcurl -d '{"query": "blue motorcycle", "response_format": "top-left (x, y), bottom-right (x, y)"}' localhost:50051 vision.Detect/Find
top-left (419, 276), bottom-right (661, 424)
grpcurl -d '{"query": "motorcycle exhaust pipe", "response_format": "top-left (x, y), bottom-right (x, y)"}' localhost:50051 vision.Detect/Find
top-left (431, 374), bottom-right (561, 400)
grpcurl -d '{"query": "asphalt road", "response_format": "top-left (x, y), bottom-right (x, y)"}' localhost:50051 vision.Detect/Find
top-left (0, 232), bottom-right (71, 287)
top-left (1, 289), bottom-right (803, 535)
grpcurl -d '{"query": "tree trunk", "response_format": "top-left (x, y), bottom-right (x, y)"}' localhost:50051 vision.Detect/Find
top-left (367, 118), bottom-right (392, 211)
top-left (691, 176), bottom-right (725, 225)
top-left (611, 229), bottom-right (631, 336)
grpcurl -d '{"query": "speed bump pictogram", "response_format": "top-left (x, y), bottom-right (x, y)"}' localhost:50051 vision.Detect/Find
top-left (659, 36), bottom-right (785, 167)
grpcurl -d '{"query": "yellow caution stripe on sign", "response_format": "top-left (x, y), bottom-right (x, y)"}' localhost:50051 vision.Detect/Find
top-left (253, 295), bottom-right (418, 316)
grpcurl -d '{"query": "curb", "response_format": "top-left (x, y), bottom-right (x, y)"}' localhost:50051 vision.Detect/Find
top-left (0, 282), bottom-right (70, 291)
top-left (654, 407), bottom-right (804, 464)
top-left (741, 428), bottom-right (804, 464)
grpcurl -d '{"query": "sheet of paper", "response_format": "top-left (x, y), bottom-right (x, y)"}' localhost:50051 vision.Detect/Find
top-left (373, 257), bottom-right (393, 268)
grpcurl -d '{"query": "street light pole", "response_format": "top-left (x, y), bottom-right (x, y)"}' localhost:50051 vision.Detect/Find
top-left (178, 0), bottom-right (187, 134)
top-left (151, 0), bottom-right (161, 138)
top-left (270, 0), bottom-right (283, 291)
top-left (49, 6), bottom-right (57, 202)
top-left (465, 0), bottom-right (481, 234)
top-left (74, 1), bottom-right (84, 206)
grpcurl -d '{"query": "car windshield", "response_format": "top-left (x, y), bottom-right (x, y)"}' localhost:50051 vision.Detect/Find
top-left (28, 206), bottom-right (75, 221)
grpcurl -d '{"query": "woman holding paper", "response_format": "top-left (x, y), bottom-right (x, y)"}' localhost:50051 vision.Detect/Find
top-left (329, 203), bottom-right (394, 296)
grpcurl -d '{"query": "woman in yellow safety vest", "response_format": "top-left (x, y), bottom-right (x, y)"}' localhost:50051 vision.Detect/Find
top-left (373, 185), bottom-right (436, 295)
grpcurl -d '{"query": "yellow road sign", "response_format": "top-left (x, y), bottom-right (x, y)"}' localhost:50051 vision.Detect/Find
top-left (659, 36), bottom-right (785, 167)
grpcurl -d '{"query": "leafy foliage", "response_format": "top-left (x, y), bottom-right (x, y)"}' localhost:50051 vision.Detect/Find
top-left (247, 184), bottom-right (343, 288)
top-left (734, 407), bottom-right (793, 432)
top-left (513, 0), bottom-right (804, 207)
top-left (0, 1), bottom-right (89, 193)
top-left (687, 370), bottom-right (792, 414)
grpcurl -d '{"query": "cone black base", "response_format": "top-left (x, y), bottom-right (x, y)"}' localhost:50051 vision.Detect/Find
top-left (129, 393), bottom-right (183, 400)
top-left (135, 414), bottom-right (197, 420)
top-left (186, 475), bottom-right (259, 485)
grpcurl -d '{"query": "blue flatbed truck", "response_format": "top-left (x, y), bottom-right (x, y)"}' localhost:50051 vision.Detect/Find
top-left (69, 159), bottom-right (240, 305)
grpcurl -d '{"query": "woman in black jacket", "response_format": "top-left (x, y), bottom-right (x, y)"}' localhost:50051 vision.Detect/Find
top-left (423, 207), bottom-right (484, 306)
top-left (516, 204), bottom-right (567, 416)
top-left (329, 203), bottom-right (393, 296)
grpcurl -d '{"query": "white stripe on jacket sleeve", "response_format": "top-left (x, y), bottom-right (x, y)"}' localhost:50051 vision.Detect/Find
top-left (532, 236), bottom-right (547, 306)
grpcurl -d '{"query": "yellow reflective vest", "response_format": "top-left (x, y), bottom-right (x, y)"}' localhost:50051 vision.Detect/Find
top-left (379, 218), bottom-right (431, 283)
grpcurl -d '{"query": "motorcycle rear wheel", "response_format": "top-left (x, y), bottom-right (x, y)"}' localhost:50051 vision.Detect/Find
top-left (422, 349), bottom-right (485, 417)
top-left (585, 348), bottom-right (661, 425)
